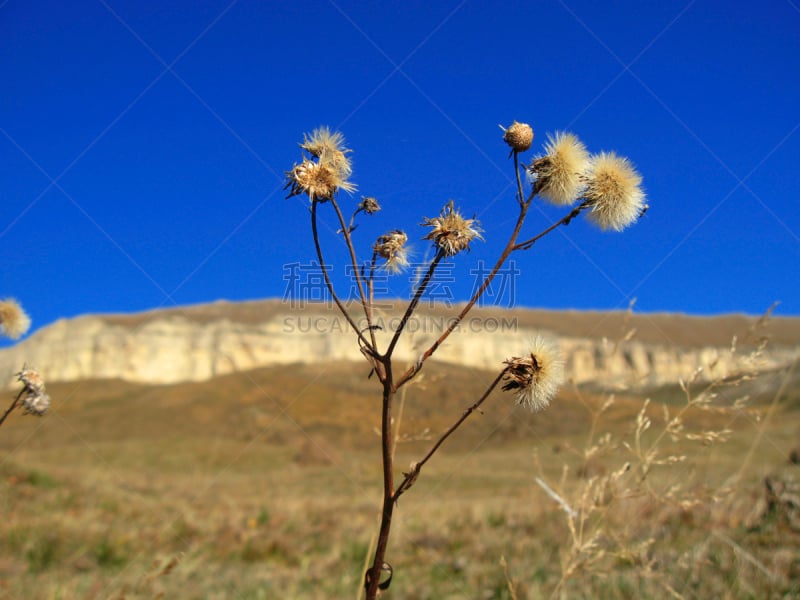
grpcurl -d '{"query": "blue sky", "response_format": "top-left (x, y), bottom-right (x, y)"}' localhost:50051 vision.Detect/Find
top-left (2, 0), bottom-right (799, 341)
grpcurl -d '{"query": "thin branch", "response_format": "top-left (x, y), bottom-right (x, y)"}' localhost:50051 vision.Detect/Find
top-left (395, 195), bottom-right (531, 388)
top-left (330, 197), bottom-right (378, 352)
top-left (514, 152), bottom-right (526, 206)
top-left (383, 252), bottom-right (443, 360)
top-left (310, 201), bottom-right (375, 354)
top-left (394, 368), bottom-right (508, 499)
top-left (0, 388), bottom-right (25, 429)
top-left (513, 201), bottom-right (589, 251)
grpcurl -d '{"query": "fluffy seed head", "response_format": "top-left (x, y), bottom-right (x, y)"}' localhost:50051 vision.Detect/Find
top-left (502, 336), bottom-right (564, 411)
top-left (285, 127), bottom-right (356, 202)
top-left (421, 200), bottom-right (483, 257)
top-left (285, 158), bottom-right (356, 202)
top-left (529, 132), bottom-right (591, 206)
top-left (22, 390), bottom-right (50, 416)
top-left (301, 126), bottom-right (353, 178)
top-left (17, 366), bottom-right (45, 394)
top-left (583, 152), bottom-right (645, 231)
top-left (503, 121), bottom-right (534, 152)
top-left (373, 230), bottom-right (409, 273)
top-left (0, 299), bottom-right (31, 339)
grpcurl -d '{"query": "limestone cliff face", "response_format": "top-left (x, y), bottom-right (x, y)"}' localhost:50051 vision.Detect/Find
top-left (1, 301), bottom-right (796, 390)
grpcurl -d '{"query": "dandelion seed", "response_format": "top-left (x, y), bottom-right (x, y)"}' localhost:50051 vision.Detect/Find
top-left (528, 132), bottom-right (591, 206)
top-left (583, 152), bottom-right (645, 231)
top-left (502, 121), bottom-right (534, 152)
top-left (502, 336), bottom-right (564, 411)
top-left (421, 200), bottom-right (483, 257)
top-left (0, 299), bottom-right (31, 340)
top-left (373, 230), bottom-right (409, 274)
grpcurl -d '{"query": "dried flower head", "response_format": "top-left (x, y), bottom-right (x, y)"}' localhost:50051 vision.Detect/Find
top-left (358, 196), bottom-right (381, 215)
top-left (373, 230), bottom-right (409, 273)
top-left (502, 121), bottom-right (534, 152)
top-left (17, 366), bottom-right (45, 394)
top-left (421, 200), bottom-right (483, 257)
top-left (528, 132), bottom-right (591, 206)
top-left (21, 390), bottom-right (50, 416)
top-left (0, 299), bottom-right (31, 339)
top-left (285, 158), bottom-right (356, 202)
top-left (502, 337), bottom-right (564, 411)
top-left (583, 152), bottom-right (645, 231)
top-left (285, 127), bottom-right (356, 202)
top-left (301, 126), bottom-right (353, 178)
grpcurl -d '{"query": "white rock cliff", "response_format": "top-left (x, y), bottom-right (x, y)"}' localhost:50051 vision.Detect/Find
top-left (1, 301), bottom-right (796, 390)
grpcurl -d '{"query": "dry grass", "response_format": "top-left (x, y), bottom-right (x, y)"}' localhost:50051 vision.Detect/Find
top-left (0, 356), bottom-right (798, 598)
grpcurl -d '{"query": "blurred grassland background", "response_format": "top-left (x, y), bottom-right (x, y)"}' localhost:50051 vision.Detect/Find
top-left (1, 347), bottom-right (798, 599)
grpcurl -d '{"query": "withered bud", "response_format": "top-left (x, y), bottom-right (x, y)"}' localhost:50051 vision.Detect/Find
top-left (502, 121), bottom-right (534, 152)
top-left (359, 196), bottom-right (381, 215)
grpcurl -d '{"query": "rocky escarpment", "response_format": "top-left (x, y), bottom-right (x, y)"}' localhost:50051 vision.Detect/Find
top-left (1, 300), bottom-right (797, 390)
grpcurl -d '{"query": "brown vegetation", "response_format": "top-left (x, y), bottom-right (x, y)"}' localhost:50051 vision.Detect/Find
top-left (0, 357), bottom-right (797, 598)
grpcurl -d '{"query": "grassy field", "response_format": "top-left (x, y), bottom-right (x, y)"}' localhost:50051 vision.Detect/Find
top-left (1, 359), bottom-right (798, 599)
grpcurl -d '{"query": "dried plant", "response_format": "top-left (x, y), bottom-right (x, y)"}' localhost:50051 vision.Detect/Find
top-left (0, 298), bottom-right (31, 340)
top-left (283, 122), bottom-right (646, 597)
top-left (529, 314), bottom-right (788, 598)
top-left (0, 365), bottom-right (50, 430)
top-left (0, 299), bottom-right (47, 431)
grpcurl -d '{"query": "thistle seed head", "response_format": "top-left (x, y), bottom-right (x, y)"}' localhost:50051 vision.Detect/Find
top-left (0, 299), bottom-right (31, 340)
top-left (421, 200), bottom-right (483, 257)
top-left (285, 127), bottom-right (356, 202)
top-left (373, 230), bottom-right (409, 273)
top-left (22, 390), bottom-right (50, 416)
top-left (285, 158), bottom-right (356, 202)
top-left (16, 366), bottom-right (45, 394)
top-left (583, 152), bottom-right (645, 231)
top-left (301, 126), bottom-right (353, 178)
top-left (529, 132), bottom-right (591, 206)
top-left (502, 337), bottom-right (564, 411)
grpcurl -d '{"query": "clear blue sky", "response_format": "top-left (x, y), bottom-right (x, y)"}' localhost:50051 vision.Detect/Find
top-left (2, 0), bottom-right (799, 341)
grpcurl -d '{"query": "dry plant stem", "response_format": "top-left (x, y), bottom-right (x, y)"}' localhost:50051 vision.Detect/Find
top-left (365, 372), bottom-right (396, 598)
top-left (394, 368), bottom-right (508, 499)
top-left (514, 152), bottom-right (526, 206)
top-left (395, 200), bottom-right (530, 388)
top-left (368, 151), bottom-right (585, 595)
top-left (330, 197), bottom-right (379, 352)
top-left (383, 252), bottom-right (444, 359)
top-left (728, 359), bottom-right (796, 490)
top-left (513, 200), bottom-right (590, 251)
top-left (393, 151), bottom-right (533, 388)
top-left (310, 201), bottom-right (375, 356)
top-left (0, 388), bottom-right (25, 429)
top-left (367, 250), bottom-right (378, 316)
